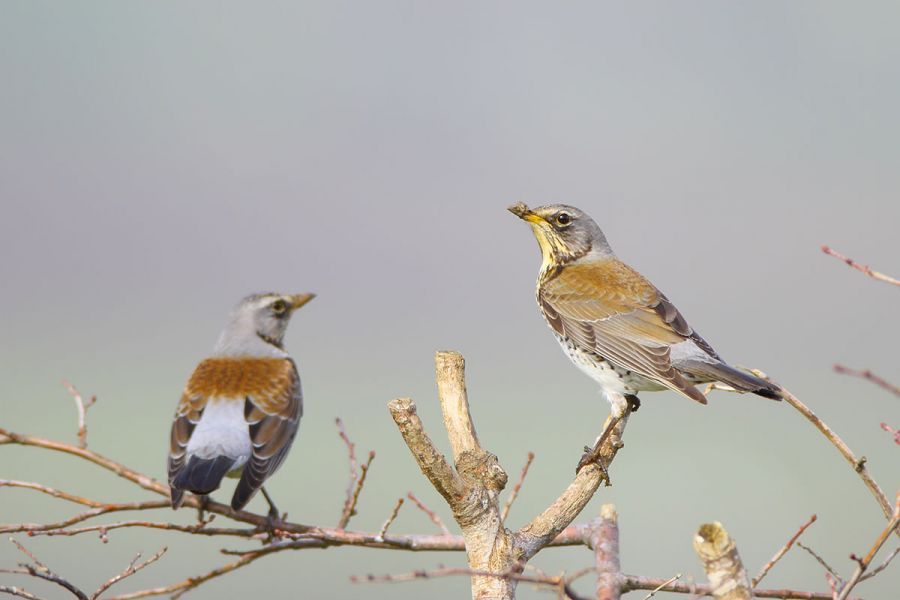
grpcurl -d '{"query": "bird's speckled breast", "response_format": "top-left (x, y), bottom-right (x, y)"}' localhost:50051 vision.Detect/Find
top-left (553, 334), bottom-right (667, 394)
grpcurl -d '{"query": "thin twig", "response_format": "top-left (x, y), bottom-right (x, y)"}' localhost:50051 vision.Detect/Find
top-left (753, 514), bottom-right (817, 585)
top-left (641, 573), bottom-right (681, 599)
top-left (352, 566), bottom-right (851, 600)
top-left (337, 451), bottom-right (374, 529)
top-left (500, 451), bottom-right (534, 522)
top-left (26, 520), bottom-right (256, 539)
top-left (859, 546), bottom-right (899, 581)
top-left (821, 245), bottom-right (900, 287)
top-left (0, 586), bottom-right (45, 600)
top-left (835, 493), bottom-right (900, 600)
top-left (8, 538), bottom-right (88, 599)
top-left (621, 574), bottom-right (857, 599)
top-left (797, 542), bottom-right (841, 580)
top-left (105, 551), bottom-right (262, 600)
top-left (833, 365), bottom-right (900, 397)
top-left (62, 380), bottom-right (96, 450)
top-left (90, 548), bottom-right (166, 599)
top-left (778, 386), bottom-right (895, 526)
top-left (335, 418), bottom-right (358, 526)
top-left (406, 492), bottom-right (451, 536)
top-left (351, 564), bottom-right (576, 592)
top-left (881, 423), bottom-right (900, 445)
top-left (377, 498), bottom-right (404, 540)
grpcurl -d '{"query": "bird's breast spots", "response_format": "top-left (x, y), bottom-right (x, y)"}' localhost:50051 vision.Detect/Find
top-left (186, 358), bottom-right (293, 398)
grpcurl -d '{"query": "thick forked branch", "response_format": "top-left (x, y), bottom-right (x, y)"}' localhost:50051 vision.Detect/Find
top-left (389, 351), bottom-right (632, 600)
top-left (390, 351), bottom-right (514, 599)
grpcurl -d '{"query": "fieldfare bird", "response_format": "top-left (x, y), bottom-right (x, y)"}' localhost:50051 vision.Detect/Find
top-left (508, 203), bottom-right (781, 416)
top-left (167, 292), bottom-right (314, 515)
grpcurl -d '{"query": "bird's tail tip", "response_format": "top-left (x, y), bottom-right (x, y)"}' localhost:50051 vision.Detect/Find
top-left (170, 455), bottom-right (233, 505)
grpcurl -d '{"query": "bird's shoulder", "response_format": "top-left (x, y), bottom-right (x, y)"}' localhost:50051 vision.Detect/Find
top-left (542, 258), bottom-right (659, 310)
top-left (177, 357), bottom-right (298, 418)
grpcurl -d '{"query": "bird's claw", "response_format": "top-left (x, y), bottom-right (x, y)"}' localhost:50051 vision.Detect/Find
top-left (575, 446), bottom-right (610, 484)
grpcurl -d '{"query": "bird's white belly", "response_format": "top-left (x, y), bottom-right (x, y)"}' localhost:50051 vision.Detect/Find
top-left (555, 336), bottom-right (628, 393)
top-left (185, 397), bottom-right (252, 474)
top-left (554, 335), bottom-right (666, 394)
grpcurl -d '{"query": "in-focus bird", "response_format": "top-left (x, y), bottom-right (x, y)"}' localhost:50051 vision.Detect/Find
top-left (508, 203), bottom-right (781, 418)
top-left (167, 292), bottom-right (314, 516)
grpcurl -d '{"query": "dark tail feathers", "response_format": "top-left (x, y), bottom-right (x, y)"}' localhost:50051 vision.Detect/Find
top-left (682, 361), bottom-right (782, 400)
top-left (170, 455), bottom-right (234, 508)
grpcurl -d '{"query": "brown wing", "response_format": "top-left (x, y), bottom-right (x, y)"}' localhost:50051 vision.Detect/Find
top-left (539, 258), bottom-right (708, 403)
top-left (167, 357), bottom-right (302, 509)
top-left (231, 359), bottom-right (302, 510)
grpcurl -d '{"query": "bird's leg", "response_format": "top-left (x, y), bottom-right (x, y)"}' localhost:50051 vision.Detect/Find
top-left (195, 494), bottom-right (210, 523)
top-left (576, 394), bottom-right (636, 477)
top-left (260, 486), bottom-right (284, 540)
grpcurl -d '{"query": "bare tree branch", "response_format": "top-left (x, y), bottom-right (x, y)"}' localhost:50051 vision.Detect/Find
top-left (821, 245), bottom-right (900, 287)
top-left (753, 514), bottom-right (817, 586)
top-left (377, 498), bottom-right (405, 540)
top-left (91, 548), bottom-right (167, 599)
top-left (835, 491), bottom-right (900, 600)
top-left (778, 386), bottom-right (896, 527)
top-left (62, 381), bottom-right (96, 450)
top-left (388, 350), bottom-right (635, 599)
top-left (500, 452), bottom-right (534, 523)
top-left (833, 365), bottom-right (900, 398)
top-left (588, 504), bottom-right (622, 600)
top-left (406, 491), bottom-right (451, 535)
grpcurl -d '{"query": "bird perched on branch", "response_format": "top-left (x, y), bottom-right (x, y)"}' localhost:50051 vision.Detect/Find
top-left (509, 203), bottom-right (781, 420)
top-left (167, 292), bottom-right (315, 517)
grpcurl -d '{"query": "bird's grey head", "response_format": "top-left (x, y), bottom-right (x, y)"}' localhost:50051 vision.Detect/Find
top-left (213, 292), bottom-right (315, 356)
top-left (508, 203), bottom-right (612, 270)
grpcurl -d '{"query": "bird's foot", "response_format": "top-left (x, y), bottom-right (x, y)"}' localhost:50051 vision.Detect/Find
top-left (576, 445), bottom-right (611, 483)
top-left (260, 487), bottom-right (286, 542)
top-left (625, 394), bottom-right (640, 412)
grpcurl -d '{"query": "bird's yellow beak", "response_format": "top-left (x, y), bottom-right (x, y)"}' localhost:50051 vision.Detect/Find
top-left (507, 202), bottom-right (547, 225)
top-left (288, 293), bottom-right (316, 312)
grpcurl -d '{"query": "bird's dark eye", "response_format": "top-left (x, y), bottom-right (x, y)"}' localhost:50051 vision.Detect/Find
top-left (271, 300), bottom-right (288, 315)
top-left (555, 212), bottom-right (572, 226)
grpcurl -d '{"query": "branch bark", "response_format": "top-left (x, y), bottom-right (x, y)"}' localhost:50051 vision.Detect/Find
top-left (588, 504), bottom-right (621, 600)
top-left (693, 522), bottom-right (752, 600)
top-left (389, 351), bottom-right (632, 599)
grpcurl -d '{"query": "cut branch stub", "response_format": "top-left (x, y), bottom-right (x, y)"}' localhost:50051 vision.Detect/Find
top-left (694, 522), bottom-right (752, 600)
top-left (436, 350), bottom-right (482, 461)
top-left (589, 504), bottom-right (623, 600)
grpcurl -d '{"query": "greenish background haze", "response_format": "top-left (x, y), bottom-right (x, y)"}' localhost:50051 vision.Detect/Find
top-left (1, 2), bottom-right (898, 598)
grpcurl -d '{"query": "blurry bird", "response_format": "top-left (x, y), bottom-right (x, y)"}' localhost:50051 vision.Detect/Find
top-left (167, 292), bottom-right (314, 517)
top-left (508, 202), bottom-right (781, 418)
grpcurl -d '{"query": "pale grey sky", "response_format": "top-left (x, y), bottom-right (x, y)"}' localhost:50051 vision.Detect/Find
top-left (1, 2), bottom-right (898, 598)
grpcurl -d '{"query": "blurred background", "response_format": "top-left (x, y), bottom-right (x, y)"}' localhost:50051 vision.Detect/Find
top-left (1, 1), bottom-right (898, 598)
